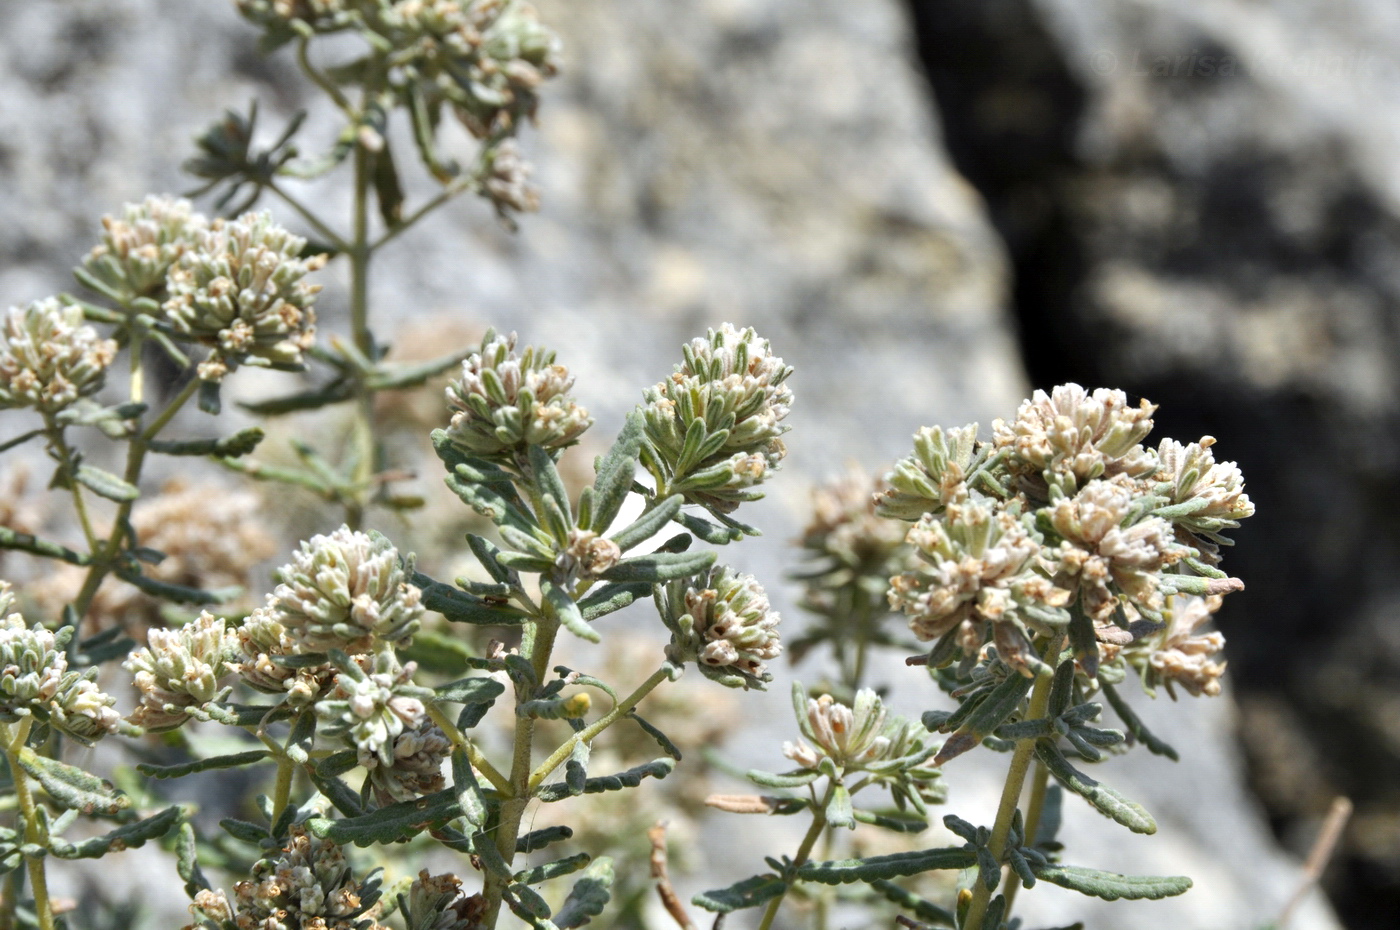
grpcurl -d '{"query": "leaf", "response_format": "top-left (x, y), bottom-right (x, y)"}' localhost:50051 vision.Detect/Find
top-left (137, 750), bottom-right (271, 779)
top-left (413, 572), bottom-right (526, 626)
top-left (75, 465), bottom-right (139, 502)
top-left (1067, 605), bottom-right (1099, 677)
top-left (148, 427), bottom-right (265, 458)
top-left (372, 137), bottom-right (405, 228)
top-left (432, 677), bottom-right (505, 706)
top-left (675, 510), bottom-right (747, 544)
top-left (1031, 863), bottom-right (1192, 901)
top-left (397, 629), bottom-right (476, 675)
top-left (238, 379), bottom-right (353, 416)
top-left (307, 789), bottom-right (461, 847)
top-left (599, 550), bottom-right (716, 584)
top-left (466, 533), bottom-right (521, 587)
top-left (529, 444), bottom-right (573, 529)
top-left (745, 769), bottom-right (819, 790)
top-left (853, 809), bottom-right (928, 834)
top-left (868, 880), bottom-right (956, 926)
top-left (198, 380), bottom-right (222, 416)
top-left (554, 857), bottom-right (614, 928)
top-left (935, 671), bottom-right (1034, 765)
top-left (49, 805), bottom-right (183, 859)
top-left (1035, 741), bottom-right (1156, 835)
top-left (1102, 683), bottom-right (1179, 761)
top-left (365, 349), bottom-right (472, 391)
top-left (17, 749), bottom-right (129, 815)
top-left (793, 847), bottom-right (977, 885)
top-left (608, 495), bottom-right (683, 552)
top-left (175, 823), bottom-right (211, 896)
top-left (536, 758), bottom-right (675, 802)
top-left (503, 883), bottom-right (557, 929)
top-left (588, 412), bottom-right (644, 534)
top-left (577, 583), bottom-right (651, 621)
top-left (450, 750), bottom-right (488, 829)
top-left (826, 783), bottom-right (855, 830)
top-left (218, 818), bottom-right (270, 845)
top-left (692, 874), bottom-right (788, 914)
top-left (515, 853), bottom-right (592, 886)
top-left (0, 526), bottom-right (90, 566)
top-left (446, 466), bottom-right (536, 536)
top-left (517, 826), bottom-right (574, 854)
top-left (628, 713), bottom-right (682, 761)
top-left (542, 579), bottom-right (597, 644)
top-left (115, 567), bottom-right (240, 606)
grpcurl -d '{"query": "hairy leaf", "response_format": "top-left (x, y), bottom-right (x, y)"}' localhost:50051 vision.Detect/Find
top-left (692, 874), bottom-right (788, 914)
top-left (137, 750), bottom-right (271, 779)
top-left (599, 550), bottom-right (715, 584)
top-left (1031, 863), bottom-right (1192, 901)
top-left (50, 805), bottom-right (183, 859)
top-left (554, 857), bottom-right (614, 928)
top-left (794, 847), bottom-right (977, 885)
top-left (1035, 741), bottom-right (1156, 835)
top-left (18, 749), bottom-right (129, 815)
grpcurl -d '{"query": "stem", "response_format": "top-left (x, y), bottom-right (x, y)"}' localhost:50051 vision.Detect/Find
top-left (42, 419), bottom-right (97, 552)
top-left (345, 100), bottom-right (376, 532)
top-left (70, 375), bottom-right (200, 621)
top-left (757, 782), bottom-right (834, 930)
top-left (426, 703), bottom-right (512, 795)
top-left (3, 721), bottom-right (54, 930)
top-left (1002, 759), bottom-right (1050, 918)
top-left (370, 177), bottom-right (477, 252)
top-left (479, 615), bottom-right (561, 928)
top-left (271, 754), bottom-right (294, 826)
top-left (268, 181), bottom-right (351, 253)
top-left (297, 36), bottom-right (353, 114)
top-left (962, 635), bottom-right (1064, 930)
top-left (528, 665), bottom-right (671, 793)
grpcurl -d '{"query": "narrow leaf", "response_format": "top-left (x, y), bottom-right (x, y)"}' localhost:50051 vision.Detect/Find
top-left (413, 572), bottom-right (526, 626)
top-left (588, 411), bottom-right (643, 533)
top-left (137, 750), bottom-right (271, 779)
top-left (1035, 741), bottom-right (1156, 835)
top-left (609, 495), bottom-right (683, 552)
top-left (18, 748), bottom-right (129, 815)
top-left (517, 826), bottom-right (574, 854)
top-left (75, 465), bottom-right (139, 502)
top-left (1102, 683), bottom-right (1179, 761)
top-left (543, 579), bottom-right (597, 644)
top-left (49, 805), bottom-right (182, 859)
top-left (514, 853), bottom-right (591, 886)
top-left (577, 583), bottom-right (651, 622)
top-left (307, 790), bottom-right (461, 847)
top-left (599, 550), bottom-right (716, 584)
top-left (794, 847), bottom-right (977, 885)
top-left (536, 758), bottom-right (675, 802)
top-left (554, 857), bottom-right (614, 928)
top-left (433, 677), bottom-right (506, 706)
top-left (692, 874), bottom-right (787, 914)
top-left (148, 427), bottom-right (265, 458)
top-left (1031, 863), bottom-right (1192, 901)
top-left (869, 880), bottom-right (956, 926)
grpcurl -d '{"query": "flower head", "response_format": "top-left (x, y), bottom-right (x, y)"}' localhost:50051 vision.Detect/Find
top-left (642, 324), bottom-right (793, 513)
top-left (0, 585), bottom-right (120, 742)
top-left (231, 826), bottom-right (385, 930)
top-left (1134, 595), bottom-right (1229, 698)
top-left (400, 871), bottom-right (486, 930)
top-left (444, 330), bottom-right (592, 464)
top-left (228, 611), bottom-right (335, 707)
top-left (0, 298), bottom-right (117, 413)
top-left (261, 527), bottom-right (423, 653)
top-left (889, 497), bottom-right (1069, 667)
top-left (993, 384), bottom-right (1156, 495)
top-left (364, 720), bottom-right (451, 804)
top-left (1049, 477), bottom-right (1184, 623)
top-left (80, 195), bottom-right (207, 303)
top-left (877, 424), bottom-right (989, 520)
top-left (315, 650), bottom-right (433, 768)
top-left (124, 612), bottom-right (236, 732)
top-left (784, 687), bottom-right (890, 771)
top-left (658, 566), bottom-right (782, 688)
top-left (164, 211), bottom-right (324, 382)
top-left (1154, 437), bottom-right (1254, 562)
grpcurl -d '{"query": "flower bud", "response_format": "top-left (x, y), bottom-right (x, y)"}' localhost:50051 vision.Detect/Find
top-left (877, 424), bottom-right (984, 520)
top-left (316, 650), bottom-right (433, 769)
top-left (0, 298), bottom-right (117, 413)
top-left (993, 384), bottom-right (1156, 494)
top-left (231, 826), bottom-right (383, 930)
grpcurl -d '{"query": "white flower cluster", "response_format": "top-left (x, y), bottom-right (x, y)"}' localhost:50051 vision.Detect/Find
top-left (658, 565), bottom-right (782, 688)
top-left (0, 298), bottom-right (117, 413)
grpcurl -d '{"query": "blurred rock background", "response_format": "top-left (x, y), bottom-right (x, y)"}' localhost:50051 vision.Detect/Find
top-left (1, 0), bottom-right (1394, 926)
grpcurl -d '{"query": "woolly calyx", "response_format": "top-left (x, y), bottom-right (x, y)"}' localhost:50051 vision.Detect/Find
top-left (444, 330), bottom-right (592, 464)
top-left (0, 298), bottom-right (117, 413)
top-left (364, 720), bottom-right (451, 805)
top-left (261, 527), bottom-right (423, 653)
top-left (659, 565), bottom-right (782, 688)
top-left (401, 871), bottom-right (487, 930)
top-left (164, 210), bottom-right (324, 382)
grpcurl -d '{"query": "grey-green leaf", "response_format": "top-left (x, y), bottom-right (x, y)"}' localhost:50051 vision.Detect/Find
top-left (137, 750), bottom-right (271, 779)
top-left (692, 874), bottom-right (788, 913)
top-left (18, 748), bottom-right (129, 815)
top-left (599, 550), bottom-right (715, 584)
top-left (1031, 863), bottom-right (1192, 901)
top-left (75, 465), bottom-right (139, 502)
top-left (609, 495), bottom-right (683, 552)
top-left (794, 847), bottom-right (977, 885)
top-left (1035, 740), bottom-right (1156, 835)
top-left (554, 857), bottom-right (614, 928)
top-left (49, 805), bottom-right (183, 859)
top-left (588, 411), bottom-right (644, 533)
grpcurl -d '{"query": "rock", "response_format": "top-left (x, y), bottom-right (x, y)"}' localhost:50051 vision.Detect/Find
top-left (907, 0), bottom-right (1400, 924)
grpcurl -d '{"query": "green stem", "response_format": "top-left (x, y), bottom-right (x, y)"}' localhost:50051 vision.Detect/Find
top-left (70, 375), bottom-right (199, 621)
top-left (1002, 759), bottom-right (1050, 919)
top-left (3, 721), bottom-right (53, 930)
top-left (345, 98), bottom-right (376, 532)
top-left (370, 176), bottom-right (477, 252)
top-left (268, 181), bottom-right (351, 253)
top-left (479, 615), bottom-right (561, 928)
top-left (42, 418), bottom-right (97, 552)
top-left (757, 782), bottom-right (834, 930)
top-left (528, 665), bottom-right (671, 792)
top-left (297, 35), bottom-right (352, 114)
top-left (962, 635), bottom-right (1064, 930)
top-left (426, 703), bottom-right (512, 795)
top-left (271, 754), bottom-right (294, 826)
